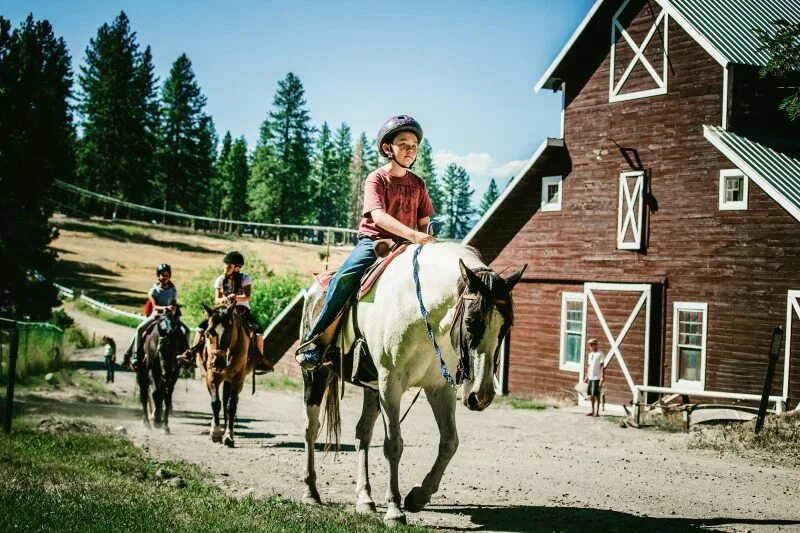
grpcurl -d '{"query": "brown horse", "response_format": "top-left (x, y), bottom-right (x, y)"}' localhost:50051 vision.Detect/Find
top-left (200, 303), bottom-right (254, 447)
top-left (137, 311), bottom-right (187, 433)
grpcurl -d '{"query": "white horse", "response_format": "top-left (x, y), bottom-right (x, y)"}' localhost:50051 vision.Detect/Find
top-left (300, 241), bottom-right (525, 526)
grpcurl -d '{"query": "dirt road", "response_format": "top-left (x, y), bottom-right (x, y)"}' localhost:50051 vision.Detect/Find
top-left (49, 308), bottom-right (800, 532)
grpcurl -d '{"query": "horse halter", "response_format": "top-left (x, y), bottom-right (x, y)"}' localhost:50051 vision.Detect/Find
top-left (450, 278), bottom-right (513, 385)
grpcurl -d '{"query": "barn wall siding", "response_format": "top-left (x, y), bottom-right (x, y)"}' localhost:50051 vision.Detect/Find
top-left (488, 9), bottom-right (800, 405)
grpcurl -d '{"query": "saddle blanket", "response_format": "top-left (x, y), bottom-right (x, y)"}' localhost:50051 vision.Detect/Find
top-left (314, 242), bottom-right (410, 300)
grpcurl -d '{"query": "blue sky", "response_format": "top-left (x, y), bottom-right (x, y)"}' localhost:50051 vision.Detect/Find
top-left (3, 0), bottom-right (594, 201)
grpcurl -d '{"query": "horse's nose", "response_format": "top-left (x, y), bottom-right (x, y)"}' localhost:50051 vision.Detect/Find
top-left (467, 392), bottom-right (480, 411)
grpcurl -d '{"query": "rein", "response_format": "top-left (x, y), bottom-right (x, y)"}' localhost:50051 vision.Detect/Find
top-left (412, 244), bottom-right (459, 389)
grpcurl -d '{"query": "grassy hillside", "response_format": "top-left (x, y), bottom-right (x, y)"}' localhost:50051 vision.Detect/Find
top-left (50, 215), bottom-right (352, 312)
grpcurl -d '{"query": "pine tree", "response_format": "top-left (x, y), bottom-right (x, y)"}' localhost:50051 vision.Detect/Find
top-left (248, 73), bottom-right (314, 225)
top-left (0, 15), bottom-right (74, 319)
top-left (76, 12), bottom-right (158, 206)
top-left (347, 133), bottom-right (368, 228)
top-left (210, 131), bottom-right (233, 222)
top-left (416, 138), bottom-right (443, 216)
top-left (440, 163), bottom-right (475, 239)
top-left (158, 53), bottom-right (216, 217)
top-left (330, 122), bottom-right (353, 227)
top-left (221, 137), bottom-right (249, 228)
top-left (479, 178), bottom-right (500, 215)
top-left (364, 136), bottom-right (380, 173)
top-left (309, 122), bottom-right (337, 226)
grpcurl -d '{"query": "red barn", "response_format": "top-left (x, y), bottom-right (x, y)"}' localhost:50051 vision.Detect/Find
top-left (465, 0), bottom-right (800, 411)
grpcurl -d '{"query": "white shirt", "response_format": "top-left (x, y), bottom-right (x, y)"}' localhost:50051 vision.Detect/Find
top-left (214, 273), bottom-right (253, 309)
top-left (587, 350), bottom-right (605, 380)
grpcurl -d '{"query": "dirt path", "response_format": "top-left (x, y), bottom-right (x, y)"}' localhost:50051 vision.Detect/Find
top-left (44, 307), bottom-right (800, 532)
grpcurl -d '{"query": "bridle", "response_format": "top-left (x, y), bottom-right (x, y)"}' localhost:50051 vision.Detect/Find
top-left (450, 277), bottom-right (513, 385)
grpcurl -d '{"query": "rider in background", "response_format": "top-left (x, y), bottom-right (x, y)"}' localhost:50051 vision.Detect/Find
top-left (122, 264), bottom-right (189, 369)
top-left (296, 115), bottom-right (435, 370)
top-left (178, 251), bottom-right (272, 373)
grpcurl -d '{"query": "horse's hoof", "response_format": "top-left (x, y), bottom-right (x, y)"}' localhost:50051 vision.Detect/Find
top-left (162, 425), bottom-right (171, 435)
top-left (302, 493), bottom-right (322, 506)
top-left (355, 501), bottom-right (376, 514)
top-left (224, 436), bottom-right (235, 448)
top-left (403, 486), bottom-right (429, 513)
top-left (211, 427), bottom-right (224, 443)
top-left (383, 506), bottom-right (407, 527)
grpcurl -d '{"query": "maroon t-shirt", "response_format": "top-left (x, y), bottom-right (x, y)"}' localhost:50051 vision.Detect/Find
top-left (358, 168), bottom-right (434, 240)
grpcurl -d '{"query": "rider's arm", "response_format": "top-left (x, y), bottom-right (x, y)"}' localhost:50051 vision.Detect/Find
top-left (371, 209), bottom-right (432, 244)
top-left (214, 287), bottom-right (228, 306)
top-left (232, 284), bottom-right (252, 304)
top-left (417, 217), bottom-right (431, 235)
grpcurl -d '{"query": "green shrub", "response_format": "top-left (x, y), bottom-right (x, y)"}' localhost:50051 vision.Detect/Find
top-left (181, 256), bottom-right (305, 328)
top-left (49, 308), bottom-right (74, 330)
top-left (66, 326), bottom-right (92, 349)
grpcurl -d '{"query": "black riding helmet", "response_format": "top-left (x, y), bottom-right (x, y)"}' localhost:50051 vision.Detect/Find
top-left (377, 115), bottom-right (423, 166)
top-left (156, 263), bottom-right (171, 276)
top-left (223, 251), bottom-right (244, 267)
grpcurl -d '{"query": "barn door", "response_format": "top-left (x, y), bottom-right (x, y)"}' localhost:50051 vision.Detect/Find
top-left (584, 283), bottom-right (652, 403)
top-left (784, 290), bottom-right (800, 405)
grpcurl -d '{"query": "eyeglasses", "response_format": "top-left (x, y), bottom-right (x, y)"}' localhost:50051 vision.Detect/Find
top-left (393, 142), bottom-right (418, 153)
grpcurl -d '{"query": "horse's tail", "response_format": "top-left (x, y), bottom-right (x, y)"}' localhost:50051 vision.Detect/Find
top-left (321, 370), bottom-right (341, 453)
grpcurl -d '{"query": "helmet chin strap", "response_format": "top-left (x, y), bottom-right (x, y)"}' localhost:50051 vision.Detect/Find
top-left (389, 146), bottom-right (416, 170)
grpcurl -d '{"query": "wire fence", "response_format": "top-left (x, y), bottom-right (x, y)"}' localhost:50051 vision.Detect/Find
top-left (0, 321), bottom-right (64, 382)
top-left (52, 179), bottom-right (359, 244)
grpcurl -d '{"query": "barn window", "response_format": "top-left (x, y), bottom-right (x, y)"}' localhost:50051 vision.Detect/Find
top-left (617, 171), bottom-right (644, 250)
top-left (560, 292), bottom-right (585, 372)
top-left (719, 169), bottom-right (748, 211)
top-left (541, 176), bottom-right (562, 212)
top-left (609, 0), bottom-right (668, 102)
top-left (671, 302), bottom-right (708, 391)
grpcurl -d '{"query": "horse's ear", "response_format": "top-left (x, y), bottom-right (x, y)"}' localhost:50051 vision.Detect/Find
top-left (459, 259), bottom-right (485, 293)
top-left (202, 303), bottom-right (214, 317)
top-left (504, 264), bottom-right (528, 291)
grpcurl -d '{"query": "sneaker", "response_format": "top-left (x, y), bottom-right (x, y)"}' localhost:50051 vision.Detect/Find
top-left (295, 344), bottom-right (324, 371)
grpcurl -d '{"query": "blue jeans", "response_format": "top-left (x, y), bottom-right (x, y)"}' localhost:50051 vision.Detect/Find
top-left (307, 237), bottom-right (377, 340)
top-left (105, 356), bottom-right (114, 382)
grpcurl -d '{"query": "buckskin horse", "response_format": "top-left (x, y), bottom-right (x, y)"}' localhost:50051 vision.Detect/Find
top-left (137, 310), bottom-right (187, 434)
top-left (199, 303), bottom-right (255, 447)
top-left (300, 242), bottom-right (525, 526)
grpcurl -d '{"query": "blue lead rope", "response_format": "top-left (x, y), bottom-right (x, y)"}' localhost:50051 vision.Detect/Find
top-left (412, 243), bottom-right (458, 388)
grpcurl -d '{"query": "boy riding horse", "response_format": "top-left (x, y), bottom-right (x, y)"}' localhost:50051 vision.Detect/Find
top-left (296, 115), bottom-right (435, 370)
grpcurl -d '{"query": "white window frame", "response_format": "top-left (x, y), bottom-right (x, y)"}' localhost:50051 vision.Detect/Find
top-left (718, 169), bottom-right (748, 211)
top-left (671, 302), bottom-right (708, 391)
top-left (609, 0), bottom-right (669, 103)
top-left (560, 292), bottom-right (586, 372)
top-left (617, 171), bottom-right (644, 250)
top-left (541, 175), bottom-right (562, 212)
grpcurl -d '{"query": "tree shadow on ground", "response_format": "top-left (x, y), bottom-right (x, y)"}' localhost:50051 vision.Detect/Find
top-left (429, 504), bottom-right (800, 533)
top-left (54, 260), bottom-right (143, 309)
top-left (54, 220), bottom-right (220, 255)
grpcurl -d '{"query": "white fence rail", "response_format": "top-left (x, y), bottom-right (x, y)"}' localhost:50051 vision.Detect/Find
top-left (54, 282), bottom-right (144, 320)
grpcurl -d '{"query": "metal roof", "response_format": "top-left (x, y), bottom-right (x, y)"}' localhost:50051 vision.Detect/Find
top-left (668, 0), bottom-right (800, 66)
top-left (536, 0), bottom-right (800, 91)
top-left (704, 125), bottom-right (800, 222)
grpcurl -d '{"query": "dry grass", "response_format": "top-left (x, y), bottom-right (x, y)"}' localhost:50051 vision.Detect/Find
top-left (50, 215), bottom-right (352, 312)
top-left (689, 411), bottom-right (800, 466)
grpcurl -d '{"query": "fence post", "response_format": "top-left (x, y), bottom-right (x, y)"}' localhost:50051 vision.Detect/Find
top-left (755, 326), bottom-right (783, 434)
top-left (4, 324), bottom-right (19, 434)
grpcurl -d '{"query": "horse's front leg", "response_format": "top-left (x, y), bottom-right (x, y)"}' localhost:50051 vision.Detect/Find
top-left (381, 381), bottom-right (406, 526)
top-left (355, 388), bottom-right (381, 513)
top-left (301, 368), bottom-right (325, 505)
top-left (137, 368), bottom-right (150, 428)
top-left (210, 380), bottom-right (224, 443)
top-left (224, 381), bottom-right (241, 448)
top-left (404, 385), bottom-right (458, 513)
